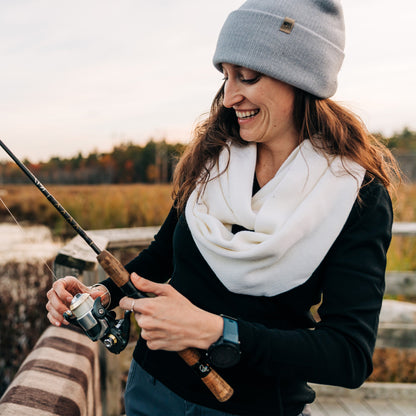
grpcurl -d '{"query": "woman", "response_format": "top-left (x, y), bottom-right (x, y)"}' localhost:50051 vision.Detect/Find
top-left (46, 1), bottom-right (400, 415)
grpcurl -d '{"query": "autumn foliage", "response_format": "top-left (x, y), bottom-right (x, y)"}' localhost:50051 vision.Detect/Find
top-left (0, 139), bottom-right (186, 185)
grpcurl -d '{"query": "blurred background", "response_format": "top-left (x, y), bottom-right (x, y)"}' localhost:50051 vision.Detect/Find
top-left (0, 0), bottom-right (415, 162)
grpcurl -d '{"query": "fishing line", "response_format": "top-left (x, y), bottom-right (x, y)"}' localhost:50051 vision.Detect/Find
top-left (0, 196), bottom-right (59, 281)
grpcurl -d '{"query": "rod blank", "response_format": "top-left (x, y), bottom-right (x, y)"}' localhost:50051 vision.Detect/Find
top-left (0, 139), bottom-right (102, 255)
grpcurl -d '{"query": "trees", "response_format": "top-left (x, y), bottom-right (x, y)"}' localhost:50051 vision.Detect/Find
top-left (386, 127), bottom-right (416, 154)
top-left (2, 128), bottom-right (414, 184)
top-left (0, 139), bottom-right (186, 185)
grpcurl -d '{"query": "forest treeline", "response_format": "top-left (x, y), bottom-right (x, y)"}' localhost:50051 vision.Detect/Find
top-left (0, 140), bottom-right (186, 185)
top-left (1, 127), bottom-right (415, 185)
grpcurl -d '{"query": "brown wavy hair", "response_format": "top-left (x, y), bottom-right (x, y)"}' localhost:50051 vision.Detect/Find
top-left (172, 83), bottom-right (401, 213)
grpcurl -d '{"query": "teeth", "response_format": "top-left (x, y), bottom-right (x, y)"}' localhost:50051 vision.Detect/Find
top-left (235, 109), bottom-right (259, 119)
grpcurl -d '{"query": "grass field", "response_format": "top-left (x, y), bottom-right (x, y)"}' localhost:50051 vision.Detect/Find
top-left (1, 182), bottom-right (416, 272)
top-left (0, 183), bottom-right (173, 236)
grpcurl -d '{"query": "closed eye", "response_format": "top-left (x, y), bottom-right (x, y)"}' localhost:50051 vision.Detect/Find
top-left (241, 75), bottom-right (261, 84)
top-left (222, 75), bottom-right (262, 84)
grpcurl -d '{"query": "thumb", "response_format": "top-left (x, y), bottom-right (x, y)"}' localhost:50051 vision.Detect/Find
top-left (130, 272), bottom-right (167, 296)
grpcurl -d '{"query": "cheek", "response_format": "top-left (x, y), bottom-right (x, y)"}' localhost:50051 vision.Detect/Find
top-left (277, 95), bottom-right (295, 122)
top-left (283, 105), bottom-right (294, 119)
top-left (266, 82), bottom-right (295, 116)
top-left (269, 103), bottom-right (293, 123)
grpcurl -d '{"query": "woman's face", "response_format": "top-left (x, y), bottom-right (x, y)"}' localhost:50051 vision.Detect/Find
top-left (221, 63), bottom-right (297, 149)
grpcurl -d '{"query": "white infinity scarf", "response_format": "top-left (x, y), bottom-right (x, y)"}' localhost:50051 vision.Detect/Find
top-left (185, 140), bottom-right (365, 296)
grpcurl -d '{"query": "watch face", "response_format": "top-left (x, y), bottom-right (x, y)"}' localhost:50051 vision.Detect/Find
top-left (210, 343), bottom-right (240, 368)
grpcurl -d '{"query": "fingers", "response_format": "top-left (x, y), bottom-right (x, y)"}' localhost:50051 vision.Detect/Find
top-left (46, 290), bottom-right (70, 326)
top-left (118, 273), bottom-right (171, 312)
top-left (134, 314), bottom-right (175, 351)
top-left (130, 273), bottom-right (168, 297)
top-left (46, 310), bottom-right (69, 327)
top-left (88, 284), bottom-right (111, 308)
top-left (119, 295), bottom-right (143, 313)
top-left (45, 276), bottom-right (86, 327)
top-left (119, 273), bottom-right (210, 351)
top-left (52, 276), bottom-right (84, 303)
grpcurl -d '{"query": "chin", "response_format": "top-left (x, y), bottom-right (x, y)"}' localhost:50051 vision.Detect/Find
top-left (239, 133), bottom-right (258, 143)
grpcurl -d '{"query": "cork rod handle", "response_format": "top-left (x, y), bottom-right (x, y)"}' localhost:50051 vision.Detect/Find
top-left (178, 348), bottom-right (234, 402)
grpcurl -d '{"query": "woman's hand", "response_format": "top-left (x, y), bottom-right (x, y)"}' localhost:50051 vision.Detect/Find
top-left (119, 273), bottom-right (223, 352)
top-left (46, 276), bottom-right (108, 327)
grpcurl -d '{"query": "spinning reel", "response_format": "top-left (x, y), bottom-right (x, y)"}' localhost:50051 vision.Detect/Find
top-left (65, 293), bottom-right (131, 354)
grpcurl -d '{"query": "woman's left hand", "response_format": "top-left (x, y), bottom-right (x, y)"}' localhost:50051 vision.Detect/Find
top-left (119, 273), bottom-right (223, 352)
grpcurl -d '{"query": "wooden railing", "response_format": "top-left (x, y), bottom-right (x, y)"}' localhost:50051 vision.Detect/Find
top-left (1, 223), bottom-right (415, 416)
top-left (0, 325), bottom-right (102, 416)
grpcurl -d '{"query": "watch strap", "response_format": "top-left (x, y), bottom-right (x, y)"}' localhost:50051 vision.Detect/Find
top-left (220, 315), bottom-right (239, 345)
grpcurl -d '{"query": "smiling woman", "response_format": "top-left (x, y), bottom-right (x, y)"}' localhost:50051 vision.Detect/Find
top-left (45, 1), bottom-right (401, 415)
top-left (221, 63), bottom-right (298, 183)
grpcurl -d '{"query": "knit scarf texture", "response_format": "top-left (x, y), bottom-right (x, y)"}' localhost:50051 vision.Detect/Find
top-left (185, 140), bottom-right (365, 296)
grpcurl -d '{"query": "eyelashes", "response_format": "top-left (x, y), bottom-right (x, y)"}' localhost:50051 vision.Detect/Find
top-left (242, 75), bottom-right (261, 84)
top-left (222, 74), bottom-right (262, 85)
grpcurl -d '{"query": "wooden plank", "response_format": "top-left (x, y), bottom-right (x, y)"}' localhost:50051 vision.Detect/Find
top-left (312, 398), bottom-right (351, 415)
top-left (376, 323), bottom-right (416, 348)
top-left (54, 234), bottom-right (109, 271)
top-left (391, 400), bottom-right (416, 413)
top-left (363, 399), bottom-right (406, 416)
top-left (88, 227), bottom-right (159, 249)
top-left (310, 399), bottom-right (329, 416)
top-left (316, 397), bottom-right (414, 416)
top-left (392, 222), bottom-right (416, 236)
top-left (311, 382), bottom-right (416, 401)
top-left (338, 398), bottom-right (374, 416)
top-left (313, 383), bottom-right (416, 415)
top-left (385, 271), bottom-right (416, 297)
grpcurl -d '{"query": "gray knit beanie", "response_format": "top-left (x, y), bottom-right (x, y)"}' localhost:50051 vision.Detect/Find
top-left (213, 0), bottom-right (345, 98)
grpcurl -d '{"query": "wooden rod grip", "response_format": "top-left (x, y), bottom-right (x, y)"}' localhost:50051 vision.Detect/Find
top-left (178, 349), bottom-right (234, 402)
top-left (97, 249), bottom-right (234, 402)
top-left (97, 250), bottom-right (131, 287)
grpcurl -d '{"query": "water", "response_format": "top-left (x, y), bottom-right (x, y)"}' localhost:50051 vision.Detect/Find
top-left (0, 223), bottom-right (63, 264)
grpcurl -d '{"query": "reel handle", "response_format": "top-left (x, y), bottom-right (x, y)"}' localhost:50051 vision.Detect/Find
top-left (96, 249), bottom-right (234, 402)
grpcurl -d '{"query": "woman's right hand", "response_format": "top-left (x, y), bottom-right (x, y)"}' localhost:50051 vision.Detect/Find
top-left (46, 276), bottom-right (107, 327)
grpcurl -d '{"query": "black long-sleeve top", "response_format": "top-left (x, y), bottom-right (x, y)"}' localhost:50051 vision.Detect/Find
top-left (102, 178), bottom-right (393, 416)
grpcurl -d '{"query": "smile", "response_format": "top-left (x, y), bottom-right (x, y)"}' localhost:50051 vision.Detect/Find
top-left (235, 109), bottom-right (260, 119)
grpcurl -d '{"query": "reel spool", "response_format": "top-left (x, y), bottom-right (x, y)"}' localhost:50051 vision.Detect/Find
top-left (67, 292), bottom-right (131, 353)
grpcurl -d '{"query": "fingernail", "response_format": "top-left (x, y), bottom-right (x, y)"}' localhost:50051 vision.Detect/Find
top-left (55, 321), bottom-right (61, 327)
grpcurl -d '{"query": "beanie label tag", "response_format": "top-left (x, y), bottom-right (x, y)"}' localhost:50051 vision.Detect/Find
top-left (280, 17), bottom-right (295, 34)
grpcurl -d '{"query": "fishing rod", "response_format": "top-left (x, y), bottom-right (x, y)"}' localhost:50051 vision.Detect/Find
top-left (0, 140), bottom-right (102, 255)
top-left (0, 139), bottom-right (233, 402)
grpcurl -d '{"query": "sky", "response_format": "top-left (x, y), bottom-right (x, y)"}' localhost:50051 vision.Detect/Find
top-left (0, 0), bottom-right (415, 162)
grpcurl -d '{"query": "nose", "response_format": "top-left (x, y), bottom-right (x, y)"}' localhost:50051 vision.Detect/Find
top-left (223, 79), bottom-right (244, 108)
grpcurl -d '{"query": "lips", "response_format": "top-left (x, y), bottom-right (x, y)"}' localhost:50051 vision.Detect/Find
top-left (235, 109), bottom-right (260, 119)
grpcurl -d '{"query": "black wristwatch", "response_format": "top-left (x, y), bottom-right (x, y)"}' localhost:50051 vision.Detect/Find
top-left (207, 315), bottom-right (240, 368)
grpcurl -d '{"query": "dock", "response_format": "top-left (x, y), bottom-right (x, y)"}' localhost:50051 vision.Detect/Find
top-left (310, 382), bottom-right (416, 415)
